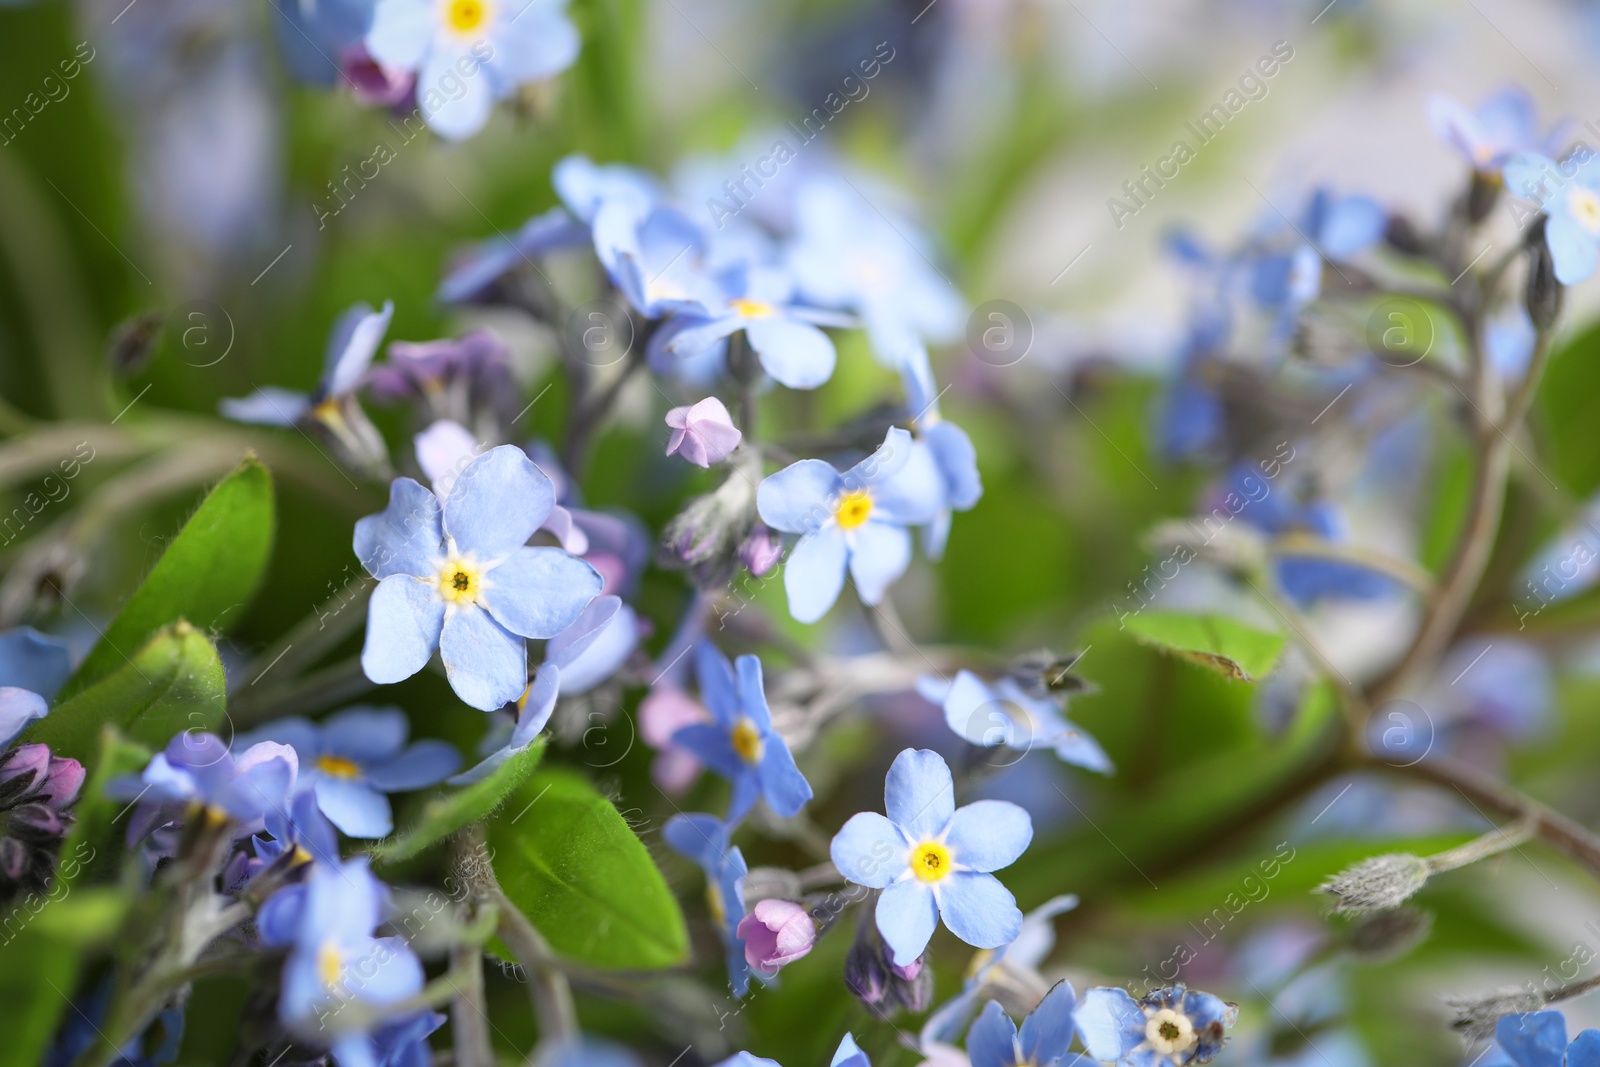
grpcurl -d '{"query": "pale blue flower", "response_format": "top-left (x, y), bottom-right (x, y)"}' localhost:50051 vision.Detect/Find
top-left (830, 748), bottom-right (1031, 965)
top-left (967, 982), bottom-right (1094, 1067)
top-left (1505, 151), bottom-right (1600, 284)
top-left (436, 208), bottom-right (588, 304)
top-left (354, 444), bottom-right (603, 710)
top-left (900, 342), bottom-right (982, 557)
top-left (112, 733), bottom-right (299, 845)
top-left (222, 301), bottom-right (393, 427)
top-left (0, 627), bottom-right (71, 746)
top-left (664, 812), bottom-right (753, 996)
top-left (663, 265), bottom-right (851, 390)
top-left (756, 427), bottom-right (943, 623)
top-left (711, 1034), bottom-right (869, 1067)
top-left (1076, 984), bottom-right (1238, 1067)
top-left (917, 670), bottom-right (1111, 774)
top-left (1428, 87), bottom-right (1565, 172)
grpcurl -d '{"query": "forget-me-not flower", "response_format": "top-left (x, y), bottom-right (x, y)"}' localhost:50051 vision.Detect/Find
top-left (237, 707), bottom-right (459, 838)
top-left (917, 671), bottom-right (1111, 774)
top-left (900, 342), bottom-right (982, 558)
top-left (0, 626), bottom-right (71, 746)
top-left (664, 266), bottom-right (850, 390)
top-left (1428, 87), bottom-right (1565, 173)
top-left (830, 748), bottom-right (1032, 965)
top-left (712, 1034), bottom-right (870, 1067)
top-left (354, 444), bottom-right (603, 710)
top-left (113, 733), bottom-right (299, 846)
top-left (365, 0), bottom-right (579, 140)
top-left (967, 982), bottom-right (1094, 1067)
top-left (1076, 984), bottom-right (1239, 1067)
top-left (437, 207), bottom-right (590, 304)
top-left (756, 427), bottom-right (943, 623)
top-left (1483, 1011), bottom-right (1600, 1067)
top-left (1505, 151), bottom-right (1600, 285)
top-left (664, 812), bottom-right (754, 996)
top-left (222, 301), bottom-right (393, 428)
top-left (670, 643), bottom-right (812, 822)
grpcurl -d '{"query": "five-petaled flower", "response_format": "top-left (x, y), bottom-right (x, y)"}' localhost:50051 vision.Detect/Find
top-left (756, 427), bottom-right (942, 623)
top-left (830, 748), bottom-right (1031, 965)
top-left (967, 982), bottom-right (1095, 1067)
top-left (1076, 984), bottom-right (1239, 1067)
top-left (1488, 1010), bottom-right (1600, 1067)
top-left (918, 670), bottom-right (1112, 774)
top-left (664, 812), bottom-right (754, 996)
top-left (354, 444), bottom-right (602, 711)
top-left (670, 643), bottom-right (812, 822)
top-left (1505, 151), bottom-right (1600, 285)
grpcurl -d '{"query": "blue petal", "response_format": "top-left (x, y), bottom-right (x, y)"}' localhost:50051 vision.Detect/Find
top-left (1075, 987), bottom-right (1146, 1061)
top-left (365, 740), bottom-right (459, 791)
top-left (694, 642), bottom-right (740, 726)
top-left (324, 300), bottom-right (393, 397)
top-left (219, 387), bottom-right (310, 426)
top-left (1567, 1030), bottom-right (1600, 1067)
top-left (784, 527), bottom-right (849, 624)
top-left (1504, 152), bottom-right (1559, 204)
top-left (484, 0), bottom-right (580, 87)
top-left (481, 546), bottom-right (602, 639)
top-left (747, 316), bottom-right (836, 390)
top-left (671, 723), bottom-right (747, 780)
top-left (945, 800), bottom-right (1032, 872)
top-left (361, 576), bottom-right (444, 685)
top-left (443, 446), bottom-right (556, 560)
top-left (843, 427), bottom-right (914, 491)
top-left (512, 664), bottom-right (561, 747)
top-left (1317, 195), bottom-right (1386, 260)
top-left (885, 748), bottom-right (955, 841)
top-left (1497, 1012), bottom-right (1569, 1067)
top-left (876, 876), bottom-right (939, 965)
top-left (846, 521), bottom-right (911, 605)
top-left (354, 478), bottom-right (444, 580)
top-left (314, 777), bottom-right (394, 838)
top-left (1018, 980), bottom-right (1077, 1065)
top-left (1547, 210), bottom-right (1599, 285)
top-left (830, 1034), bottom-right (870, 1067)
top-left (926, 422), bottom-right (982, 510)
top-left (757, 459), bottom-right (841, 534)
top-left (256, 883), bottom-right (306, 946)
top-left (549, 604), bottom-right (636, 694)
top-left (0, 688), bottom-right (48, 748)
top-left (663, 811), bottom-right (731, 873)
top-left (734, 655), bottom-right (771, 731)
top-left (547, 596), bottom-right (623, 669)
top-left (966, 1000), bottom-right (1020, 1067)
top-left (346, 935), bottom-right (426, 1003)
top-left (439, 605), bottom-right (526, 712)
top-left (936, 871), bottom-right (1021, 950)
top-left (322, 706), bottom-right (408, 761)
top-left (871, 442), bottom-right (945, 526)
top-left (830, 811), bottom-right (906, 888)
top-left (0, 626), bottom-right (72, 699)
top-left (421, 46), bottom-right (495, 140)
top-left (758, 733), bottom-right (812, 818)
top-left (364, 0), bottom-right (432, 70)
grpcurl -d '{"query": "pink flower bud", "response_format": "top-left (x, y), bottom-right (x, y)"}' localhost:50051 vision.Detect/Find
top-left (665, 398), bottom-right (742, 468)
top-left (39, 756), bottom-right (84, 809)
top-left (737, 898), bottom-right (817, 976)
top-left (892, 957), bottom-right (922, 981)
top-left (739, 523), bottom-right (783, 577)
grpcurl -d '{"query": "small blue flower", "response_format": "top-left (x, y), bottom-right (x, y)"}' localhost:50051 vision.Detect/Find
top-left (670, 643), bottom-right (812, 822)
top-left (260, 856), bottom-right (425, 1058)
top-left (900, 342), bottom-right (982, 559)
top-left (238, 707), bottom-right (459, 838)
top-left (365, 0), bottom-right (579, 140)
top-left (0, 626), bottom-right (71, 746)
top-left (756, 427), bottom-right (943, 623)
top-left (553, 154), bottom-right (660, 223)
top-left (1505, 151), bottom-right (1600, 284)
top-left (449, 664), bottom-right (559, 785)
top-left (221, 301), bottom-right (394, 427)
top-left (664, 812), bottom-right (753, 996)
top-left (663, 265), bottom-right (850, 390)
top-left (368, 1010), bottom-right (447, 1067)
top-left (711, 1034), bottom-right (869, 1067)
top-left (224, 790), bottom-right (342, 894)
top-left (967, 982), bottom-right (1094, 1067)
top-left (831, 748), bottom-right (1031, 965)
top-left (592, 195), bottom-right (721, 318)
top-left (918, 671), bottom-right (1111, 774)
top-left (113, 733), bottom-right (299, 845)
top-left (1428, 87), bottom-right (1565, 172)
top-left (1076, 984), bottom-right (1239, 1067)
top-left (1489, 1011), bottom-right (1600, 1067)
top-left (354, 444), bottom-right (603, 710)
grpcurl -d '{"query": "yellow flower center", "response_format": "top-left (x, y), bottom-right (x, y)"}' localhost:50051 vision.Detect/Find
top-left (730, 298), bottom-right (777, 319)
top-left (834, 490), bottom-right (873, 530)
top-left (731, 717), bottom-right (765, 763)
top-left (1569, 187), bottom-right (1600, 235)
top-left (707, 881), bottom-right (726, 927)
top-left (910, 841), bottom-right (952, 883)
top-left (318, 941), bottom-right (344, 990)
top-left (1144, 1009), bottom-right (1195, 1055)
top-left (444, 0), bottom-right (489, 33)
top-left (437, 556), bottom-right (483, 605)
top-left (315, 754), bottom-right (362, 779)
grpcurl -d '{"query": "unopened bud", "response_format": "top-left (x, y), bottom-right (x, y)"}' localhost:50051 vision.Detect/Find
top-left (1345, 906), bottom-right (1433, 962)
top-left (1526, 222), bottom-right (1564, 332)
top-left (1385, 214), bottom-right (1429, 256)
top-left (739, 523), bottom-right (783, 578)
top-left (845, 931), bottom-right (890, 1006)
top-left (1467, 170), bottom-right (1502, 224)
top-left (1318, 853), bottom-right (1430, 913)
top-left (890, 955), bottom-right (933, 1013)
top-left (1446, 987), bottom-right (1543, 1042)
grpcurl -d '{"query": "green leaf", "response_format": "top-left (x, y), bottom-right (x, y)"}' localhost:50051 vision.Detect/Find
top-left (0, 919), bottom-right (88, 1067)
top-left (1121, 611), bottom-right (1285, 681)
top-left (370, 740), bottom-right (547, 867)
top-left (487, 768), bottom-right (688, 970)
top-left (60, 454), bottom-right (274, 700)
top-left (55, 726), bottom-right (151, 889)
top-left (25, 622), bottom-right (226, 766)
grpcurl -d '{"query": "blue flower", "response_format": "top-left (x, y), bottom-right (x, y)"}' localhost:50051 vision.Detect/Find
top-left (221, 301), bottom-right (394, 427)
top-left (592, 194), bottom-right (721, 318)
top-left (113, 733), bottom-right (299, 846)
top-left (900, 342), bottom-right (982, 558)
top-left (1505, 151), bottom-right (1600, 284)
top-left (1489, 1012), bottom-right (1600, 1067)
top-left (449, 663), bottom-right (559, 785)
top-left (1075, 984), bottom-right (1239, 1067)
top-left (223, 790), bottom-right (342, 893)
top-left (670, 643), bottom-right (812, 822)
top-left (274, 0), bottom-right (375, 85)
top-left (365, 0), bottom-right (579, 140)
top-left (917, 670), bottom-right (1112, 774)
top-left (1428, 87), bottom-right (1564, 172)
top-left (664, 812), bottom-right (753, 996)
top-left (436, 208), bottom-right (589, 304)
top-left (1243, 188), bottom-right (1384, 343)
top-left (711, 1034), bottom-right (869, 1067)
top-left (546, 595), bottom-right (640, 695)
top-left (259, 856), bottom-right (425, 1058)
top-left (663, 265), bottom-right (849, 390)
top-left (237, 707), bottom-right (459, 838)
top-left (553, 154), bottom-right (660, 223)
top-left (756, 427), bottom-right (943, 623)
top-left (0, 626), bottom-right (71, 746)
top-left (354, 444), bottom-right (603, 710)
top-left (830, 748), bottom-right (1031, 965)
top-left (368, 1010), bottom-right (447, 1067)
top-left (967, 982), bottom-right (1094, 1067)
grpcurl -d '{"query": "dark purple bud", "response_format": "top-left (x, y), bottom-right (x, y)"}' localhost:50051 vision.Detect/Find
top-left (845, 929), bottom-right (890, 1007)
top-left (8, 803), bottom-right (64, 843)
top-left (1384, 214), bottom-right (1429, 257)
top-left (0, 837), bottom-right (27, 881)
top-left (1526, 220), bottom-right (1563, 332)
top-left (0, 743), bottom-right (50, 802)
top-left (1467, 170), bottom-right (1501, 224)
top-left (739, 523), bottom-right (783, 578)
top-left (38, 757), bottom-right (84, 810)
top-left (890, 956), bottom-right (934, 1013)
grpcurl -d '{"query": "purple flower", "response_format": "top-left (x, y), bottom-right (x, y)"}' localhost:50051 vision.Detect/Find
top-left (665, 398), bottom-right (743, 468)
top-left (112, 733), bottom-right (299, 847)
top-left (736, 898), bottom-right (817, 976)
